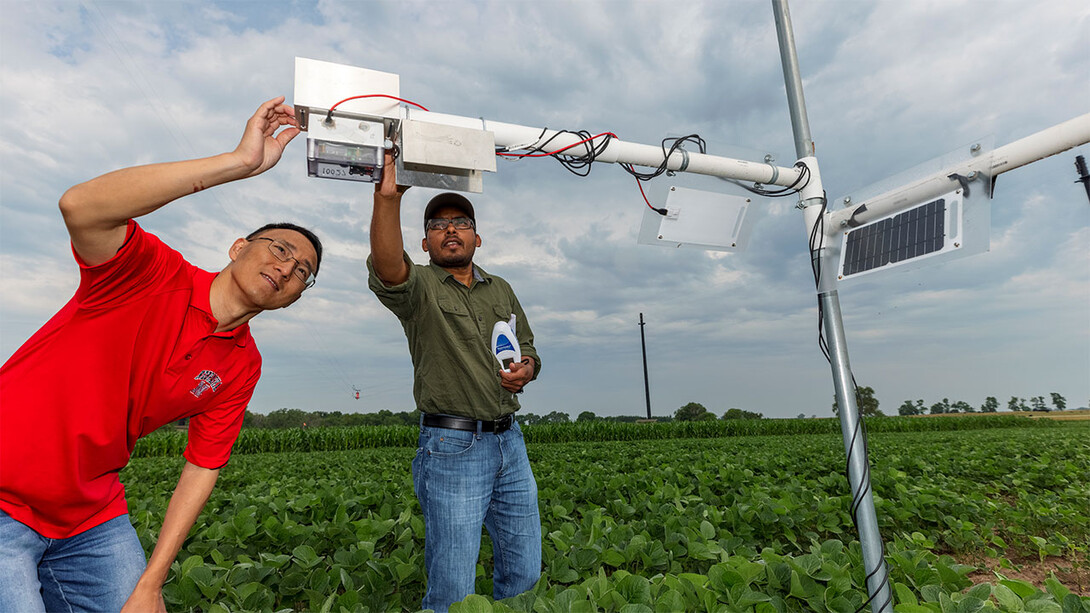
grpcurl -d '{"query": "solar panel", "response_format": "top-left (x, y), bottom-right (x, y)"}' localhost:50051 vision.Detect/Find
top-left (841, 198), bottom-right (947, 277)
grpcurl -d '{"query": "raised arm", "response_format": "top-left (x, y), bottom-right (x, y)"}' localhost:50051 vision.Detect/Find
top-left (369, 151), bottom-right (412, 285)
top-left (120, 461), bottom-right (220, 613)
top-left (59, 97), bottom-right (299, 266)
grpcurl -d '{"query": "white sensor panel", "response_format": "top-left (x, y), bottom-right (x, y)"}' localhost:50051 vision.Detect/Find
top-left (638, 186), bottom-right (754, 251)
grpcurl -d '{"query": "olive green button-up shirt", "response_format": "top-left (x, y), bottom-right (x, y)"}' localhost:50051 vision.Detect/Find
top-left (367, 252), bottom-right (541, 421)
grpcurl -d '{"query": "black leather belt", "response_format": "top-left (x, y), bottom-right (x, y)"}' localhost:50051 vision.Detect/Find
top-left (422, 412), bottom-right (514, 434)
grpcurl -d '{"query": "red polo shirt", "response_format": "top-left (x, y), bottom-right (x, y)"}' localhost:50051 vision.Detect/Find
top-left (0, 221), bottom-right (260, 538)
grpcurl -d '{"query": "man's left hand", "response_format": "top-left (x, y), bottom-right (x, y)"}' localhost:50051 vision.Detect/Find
top-left (500, 358), bottom-right (534, 393)
top-left (375, 151), bottom-right (410, 201)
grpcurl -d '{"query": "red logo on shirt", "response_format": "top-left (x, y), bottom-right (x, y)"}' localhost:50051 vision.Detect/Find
top-left (190, 370), bottom-right (222, 398)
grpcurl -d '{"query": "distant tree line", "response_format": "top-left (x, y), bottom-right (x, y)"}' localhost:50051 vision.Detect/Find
top-left (243, 390), bottom-right (1071, 429)
top-left (521, 403), bottom-right (766, 424)
top-left (242, 404), bottom-right (768, 429)
top-left (825, 386), bottom-right (1072, 418)
top-left (671, 402), bottom-right (763, 422)
top-left (243, 408), bottom-right (418, 429)
top-left (519, 412), bottom-right (678, 425)
top-left (895, 392), bottom-right (1067, 415)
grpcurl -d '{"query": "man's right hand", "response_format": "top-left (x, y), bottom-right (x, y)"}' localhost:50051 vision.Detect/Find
top-left (233, 96), bottom-right (300, 178)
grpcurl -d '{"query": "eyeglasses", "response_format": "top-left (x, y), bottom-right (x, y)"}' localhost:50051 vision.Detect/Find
top-left (426, 217), bottom-right (475, 232)
top-left (250, 237), bottom-right (316, 289)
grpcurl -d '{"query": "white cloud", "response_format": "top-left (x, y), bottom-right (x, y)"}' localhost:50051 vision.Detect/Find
top-left (2, 0), bottom-right (1087, 418)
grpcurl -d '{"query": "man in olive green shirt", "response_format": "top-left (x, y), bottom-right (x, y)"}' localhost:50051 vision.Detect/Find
top-left (367, 154), bottom-right (542, 612)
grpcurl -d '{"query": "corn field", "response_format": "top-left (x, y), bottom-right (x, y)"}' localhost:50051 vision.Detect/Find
top-left (131, 414), bottom-right (1054, 458)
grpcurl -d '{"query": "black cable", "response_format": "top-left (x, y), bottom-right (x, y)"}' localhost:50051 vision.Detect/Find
top-left (726, 161), bottom-right (812, 198)
top-left (506, 132), bottom-right (713, 184)
top-left (809, 191), bottom-right (831, 363)
top-left (504, 133), bottom-right (814, 214)
top-left (843, 375), bottom-right (891, 613)
top-left (552, 130), bottom-right (611, 176)
top-left (503, 128), bottom-right (616, 177)
top-left (808, 191), bottom-right (890, 613)
top-left (858, 563), bottom-right (892, 613)
top-left (619, 134), bottom-right (707, 181)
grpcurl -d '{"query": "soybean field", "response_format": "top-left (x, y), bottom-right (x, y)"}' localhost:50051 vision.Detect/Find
top-left (122, 420), bottom-right (1090, 612)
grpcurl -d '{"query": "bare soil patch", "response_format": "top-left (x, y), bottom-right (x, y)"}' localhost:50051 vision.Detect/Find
top-left (958, 553), bottom-right (1089, 595)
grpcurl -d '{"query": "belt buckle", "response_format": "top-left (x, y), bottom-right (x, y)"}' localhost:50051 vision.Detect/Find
top-left (494, 414), bottom-right (513, 433)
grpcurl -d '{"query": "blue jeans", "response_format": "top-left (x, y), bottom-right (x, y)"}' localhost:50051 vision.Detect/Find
top-left (413, 418), bottom-right (542, 613)
top-left (0, 510), bottom-right (146, 613)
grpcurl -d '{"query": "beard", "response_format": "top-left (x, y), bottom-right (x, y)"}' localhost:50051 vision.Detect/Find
top-left (428, 250), bottom-right (474, 268)
top-left (427, 233), bottom-right (476, 269)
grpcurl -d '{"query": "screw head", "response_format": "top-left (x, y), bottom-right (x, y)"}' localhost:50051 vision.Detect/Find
top-left (764, 154), bottom-right (775, 163)
top-left (970, 143), bottom-right (982, 155)
top-left (844, 196), bottom-right (852, 205)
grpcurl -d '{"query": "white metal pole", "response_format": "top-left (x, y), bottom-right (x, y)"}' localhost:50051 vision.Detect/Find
top-left (402, 108), bottom-right (806, 187)
top-left (772, 1), bottom-right (893, 611)
top-left (824, 113), bottom-right (1090, 231)
top-left (772, 0), bottom-right (814, 160)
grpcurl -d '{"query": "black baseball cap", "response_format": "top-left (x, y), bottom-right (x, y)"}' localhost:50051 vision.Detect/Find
top-left (423, 192), bottom-right (475, 230)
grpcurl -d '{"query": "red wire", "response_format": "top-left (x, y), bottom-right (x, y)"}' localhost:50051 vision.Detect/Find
top-left (629, 166), bottom-right (658, 211)
top-left (328, 94), bottom-right (429, 112)
top-left (499, 133), bottom-right (658, 212)
top-left (324, 102), bottom-right (652, 211)
top-left (496, 132), bottom-right (618, 158)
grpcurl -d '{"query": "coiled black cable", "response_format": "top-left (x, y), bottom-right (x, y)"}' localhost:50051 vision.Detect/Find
top-left (808, 191), bottom-right (891, 613)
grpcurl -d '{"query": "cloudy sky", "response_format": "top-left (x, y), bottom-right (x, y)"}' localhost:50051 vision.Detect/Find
top-left (2, 1), bottom-right (1087, 419)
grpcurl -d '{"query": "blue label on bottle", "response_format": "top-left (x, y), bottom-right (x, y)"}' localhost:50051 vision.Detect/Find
top-left (496, 335), bottom-right (515, 354)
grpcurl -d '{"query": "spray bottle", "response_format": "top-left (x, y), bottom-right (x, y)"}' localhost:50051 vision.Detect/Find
top-left (491, 314), bottom-right (521, 372)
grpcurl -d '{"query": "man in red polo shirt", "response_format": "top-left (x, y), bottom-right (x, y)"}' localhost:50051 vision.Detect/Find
top-left (0, 96), bottom-right (319, 613)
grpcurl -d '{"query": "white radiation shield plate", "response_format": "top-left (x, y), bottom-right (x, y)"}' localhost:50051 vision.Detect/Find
top-left (638, 187), bottom-right (756, 251)
top-left (293, 58), bottom-right (400, 125)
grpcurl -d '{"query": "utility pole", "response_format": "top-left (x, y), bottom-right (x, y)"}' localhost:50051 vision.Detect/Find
top-left (639, 313), bottom-right (652, 419)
